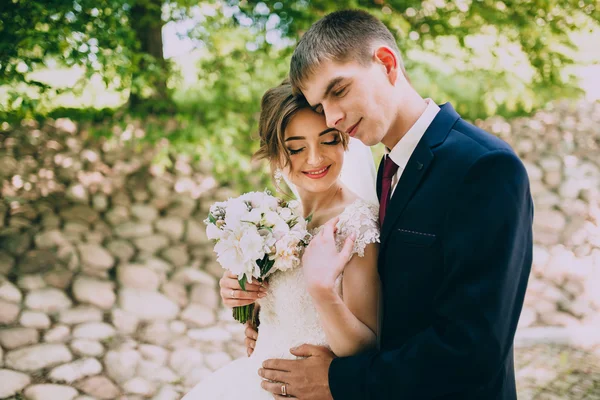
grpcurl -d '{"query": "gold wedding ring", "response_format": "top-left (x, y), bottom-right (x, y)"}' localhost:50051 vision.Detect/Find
top-left (281, 383), bottom-right (287, 396)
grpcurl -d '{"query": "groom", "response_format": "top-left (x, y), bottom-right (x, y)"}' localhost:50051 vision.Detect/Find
top-left (255, 10), bottom-right (533, 399)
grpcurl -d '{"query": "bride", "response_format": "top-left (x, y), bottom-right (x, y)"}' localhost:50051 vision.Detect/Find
top-left (183, 80), bottom-right (380, 399)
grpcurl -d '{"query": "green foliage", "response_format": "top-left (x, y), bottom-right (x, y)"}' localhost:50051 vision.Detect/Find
top-left (0, 0), bottom-right (137, 113)
top-left (1, 0), bottom-right (599, 190)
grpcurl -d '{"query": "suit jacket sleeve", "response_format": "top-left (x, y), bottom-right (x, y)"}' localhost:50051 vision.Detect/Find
top-left (329, 149), bottom-right (534, 399)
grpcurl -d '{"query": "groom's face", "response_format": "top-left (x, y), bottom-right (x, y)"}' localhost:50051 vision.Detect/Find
top-left (300, 59), bottom-right (395, 147)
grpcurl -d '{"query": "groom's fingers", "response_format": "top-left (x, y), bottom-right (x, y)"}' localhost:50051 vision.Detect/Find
top-left (260, 380), bottom-right (295, 397)
top-left (289, 343), bottom-right (329, 358)
top-left (258, 367), bottom-right (291, 384)
top-left (262, 358), bottom-right (295, 372)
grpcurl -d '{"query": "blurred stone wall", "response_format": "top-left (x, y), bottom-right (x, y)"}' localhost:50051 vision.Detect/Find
top-left (0, 118), bottom-right (245, 399)
top-left (477, 100), bottom-right (600, 330)
top-left (0, 100), bottom-right (599, 399)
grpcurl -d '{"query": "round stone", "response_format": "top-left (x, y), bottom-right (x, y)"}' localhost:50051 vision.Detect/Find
top-left (72, 275), bottom-right (116, 310)
top-left (24, 384), bottom-right (78, 400)
top-left (117, 264), bottom-right (161, 290)
top-left (25, 288), bottom-right (72, 313)
top-left (44, 325), bottom-right (71, 343)
top-left (131, 203), bottom-right (159, 222)
top-left (119, 288), bottom-right (180, 321)
top-left (58, 306), bottom-right (103, 325)
top-left (106, 239), bottom-right (135, 262)
top-left (75, 376), bottom-right (121, 400)
top-left (133, 234), bottom-right (170, 254)
top-left (0, 327), bottom-right (39, 350)
top-left (104, 349), bottom-right (141, 384)
top-left (78, 244), bottom-right (115, 271)
top-left (138, 344), bottom-right (169, 366)
top-left (20, 310), bottom-right (51, 329)
top-left (0, 278), bottom-right (22, 303)
top-left (122, 377), bottom-right (157, 396)
top-left (169, 348), bottom-right (204, 376)
top-left (17, 274), bottom-right (46, 291)
top-left (181, 304), bottom-right (216, 328)
top-left (114, 222), bottom-right (154, 238)
top-left (5, 344), bottom-right (73, 372)
top-left (19, 250), bottom-right (59, 274)
top-left (0, 369), bottom-right (31, 398)
top-left (155, 217), bottom-right (184, 241)
top-left (0, 299), bottom-right (20, 325)
top-left (70, 339), bottom-right (104, 357)
top-left (73, 322), bottom-right (116, 341)
top-left (111, 308), bottom-right (139, 335)
top-left (48, 357), bottom-right (103, 383)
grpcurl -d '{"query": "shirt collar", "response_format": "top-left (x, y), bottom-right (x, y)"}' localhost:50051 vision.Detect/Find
top-left (386, 99), bottom-right (440, 170)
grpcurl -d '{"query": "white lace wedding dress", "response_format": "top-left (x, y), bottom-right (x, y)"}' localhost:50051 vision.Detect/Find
top-left (183, 199), bottom-right (379, 399)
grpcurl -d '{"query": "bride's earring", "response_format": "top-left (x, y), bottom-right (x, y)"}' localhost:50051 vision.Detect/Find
top-left (274, 168), bottom-right (283, 187)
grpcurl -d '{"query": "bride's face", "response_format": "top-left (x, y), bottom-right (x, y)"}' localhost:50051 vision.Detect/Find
top-left (281, 108), bottom-right (345, 193)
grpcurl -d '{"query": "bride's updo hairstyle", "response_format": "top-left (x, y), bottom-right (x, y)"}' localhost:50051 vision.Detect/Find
top-left (254, 78), bottom-right (349, 189)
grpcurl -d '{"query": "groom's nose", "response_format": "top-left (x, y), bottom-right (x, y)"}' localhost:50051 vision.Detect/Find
top-left (324, 104), bottom-right (344, 129)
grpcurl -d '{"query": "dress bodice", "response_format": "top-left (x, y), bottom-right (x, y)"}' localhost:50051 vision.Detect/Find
top-left (252, 199), bottom-right (380, 361)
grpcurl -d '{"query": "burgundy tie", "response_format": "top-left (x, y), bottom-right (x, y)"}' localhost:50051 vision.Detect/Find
top-left (379, 155), bottom-right (399, 226)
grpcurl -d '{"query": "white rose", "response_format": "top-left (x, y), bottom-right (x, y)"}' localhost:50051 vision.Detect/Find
top-left (272, 219), bottom-right (290, 240)
top-left (270, 235), bottom-right (302, 272)
top-left (287, 200), bottom-right (301, 214)
top-left (206, 224), bottom-right (222, 241)
top-left (224, 198), bottom-right (249, 230)
top-left (264, 195), bottom-right (279, 211)
top-left (245, 208), bottom-right (262, 224)
top-left (239, 225), bottom-right (265, 263)
top-left (262, 211), bottom-right (282, 228)
top-left (278, 207), bottom-right (293, 221)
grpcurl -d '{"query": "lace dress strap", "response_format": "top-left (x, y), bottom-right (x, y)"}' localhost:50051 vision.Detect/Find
top-left (335, 200), bottom-right (380, 257)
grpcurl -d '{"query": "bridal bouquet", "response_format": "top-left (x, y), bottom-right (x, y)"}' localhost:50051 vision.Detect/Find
top-left (205, 190), bottom-right (311, 324)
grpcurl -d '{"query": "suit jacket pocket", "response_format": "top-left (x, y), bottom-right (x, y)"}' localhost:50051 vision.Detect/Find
top-left (395, 229), bottom-right (436, 247)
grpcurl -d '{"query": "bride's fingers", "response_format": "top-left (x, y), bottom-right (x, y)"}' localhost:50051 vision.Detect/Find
top-left (221, 288), bottom-right (265, 301)
top-left (340, 233), bottom-right (356, 261)
top-left (322, 216), bottom-right (340, 237)
top-left (219, 277), bottom-right (266, 293)
top-left (225, 271), bottom-right (269, 287)
top-left (224, 298), bottom-right (257, 307)
top-left (245, 324), bottom-right (258, 340)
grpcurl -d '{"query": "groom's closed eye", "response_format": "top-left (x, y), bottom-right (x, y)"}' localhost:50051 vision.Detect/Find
top-left (333, 85), bottom-right (349, 98)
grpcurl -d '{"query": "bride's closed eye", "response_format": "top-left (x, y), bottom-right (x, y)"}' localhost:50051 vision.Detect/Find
top-left (287, 137), bottom-right (341, 155)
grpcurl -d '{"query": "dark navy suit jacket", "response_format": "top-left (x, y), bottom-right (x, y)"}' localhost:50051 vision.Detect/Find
top-left (329, 103), bottom-right (533, 399)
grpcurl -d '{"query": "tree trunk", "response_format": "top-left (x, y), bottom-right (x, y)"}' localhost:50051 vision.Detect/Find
top-left (129, 0), bottom-right (171, 111)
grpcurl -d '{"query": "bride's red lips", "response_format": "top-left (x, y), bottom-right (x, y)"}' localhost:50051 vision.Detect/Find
top-left (302, 165), bottom-right (331, 179)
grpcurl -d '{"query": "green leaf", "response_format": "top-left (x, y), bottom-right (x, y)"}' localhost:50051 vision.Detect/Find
top-left (239, 274), bottom-right (247, 292)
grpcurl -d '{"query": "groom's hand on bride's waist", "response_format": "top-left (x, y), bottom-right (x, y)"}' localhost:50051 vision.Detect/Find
top-left (259, 344), bottom-right (335, 400)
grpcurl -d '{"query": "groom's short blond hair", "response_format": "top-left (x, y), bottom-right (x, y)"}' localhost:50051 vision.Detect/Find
top-left (289, 10), bottom-right (405, 94)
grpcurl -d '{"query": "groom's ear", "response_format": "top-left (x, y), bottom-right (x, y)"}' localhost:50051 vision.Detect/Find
top-left (373, 46), bottom-right (398, 86)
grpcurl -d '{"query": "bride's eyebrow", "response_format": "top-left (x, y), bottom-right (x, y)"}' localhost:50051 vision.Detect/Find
top-left (285, 128), bottom-right (337, 142)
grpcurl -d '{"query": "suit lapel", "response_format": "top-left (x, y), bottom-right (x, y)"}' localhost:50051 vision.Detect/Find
top-left (380, 141), bottom-right (433, 245)
top-left (379, 102), bottom-right (461, 248)
top-left (376, 155), bottom-right (384, 202)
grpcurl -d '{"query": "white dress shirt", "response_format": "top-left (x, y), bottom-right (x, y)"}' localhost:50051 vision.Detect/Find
top-left (387, 99), bottom-right (440, 197)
